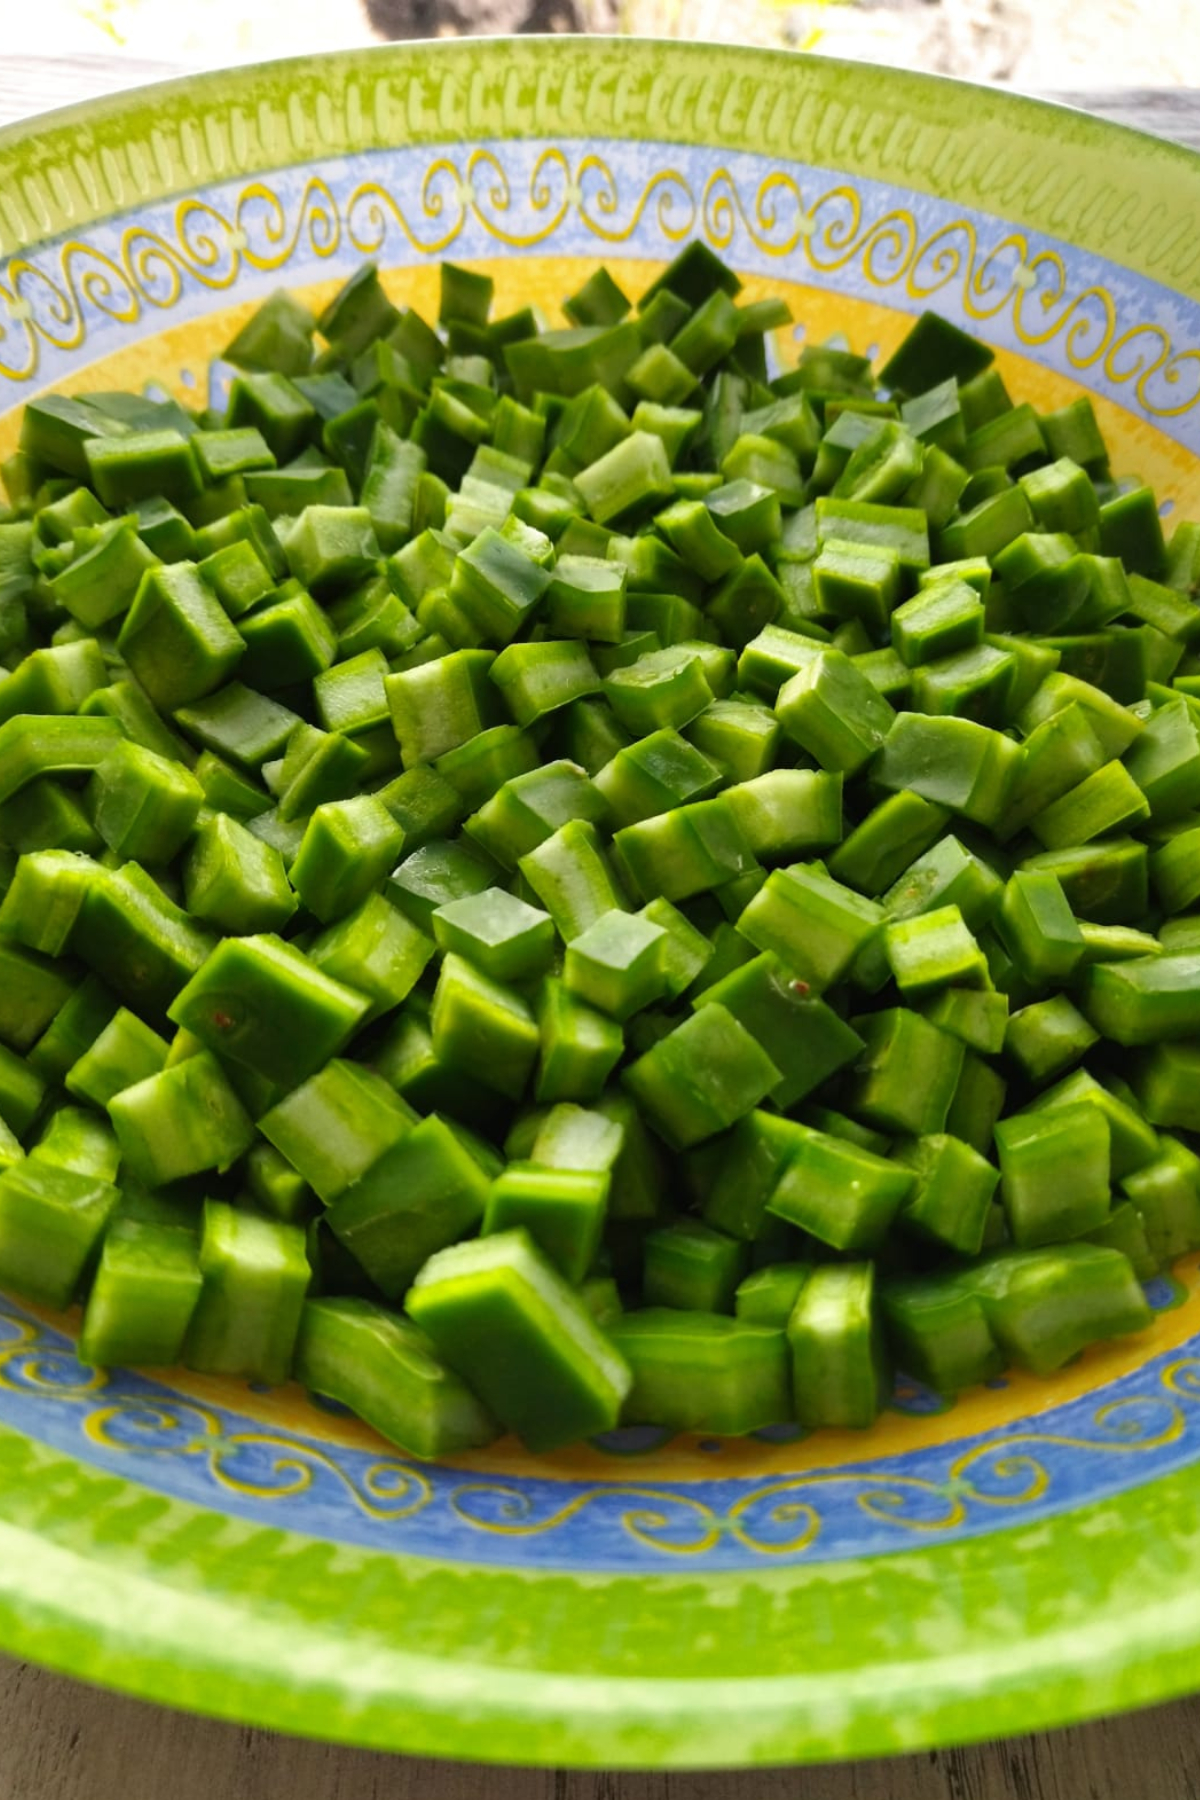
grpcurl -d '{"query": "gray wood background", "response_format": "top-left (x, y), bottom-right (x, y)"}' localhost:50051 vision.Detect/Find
top-left (2, 53), bottom-right (1200, 1799)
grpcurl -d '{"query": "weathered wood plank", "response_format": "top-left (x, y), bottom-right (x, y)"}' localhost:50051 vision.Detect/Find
top-left (2, 1653), bottom-right (1200, 1799)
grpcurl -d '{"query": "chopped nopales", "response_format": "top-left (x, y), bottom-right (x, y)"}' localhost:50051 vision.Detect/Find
top-left (295, 1297), bottom-right (498, 1457)
top-left (407, 1229), bottom-right (631, 1450)
top-left (168, 934), bottom-right (370, 1088)
top-left (0, 255), bottom-right (1192, 1452)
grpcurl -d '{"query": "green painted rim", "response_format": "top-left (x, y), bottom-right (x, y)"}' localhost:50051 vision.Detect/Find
top-left (1, 39), bottom-right (1200, 297)
top-left (2, 38), bottom-right (1200, 1765)
top-left (1, 1416), bottom-right (1199, 1765)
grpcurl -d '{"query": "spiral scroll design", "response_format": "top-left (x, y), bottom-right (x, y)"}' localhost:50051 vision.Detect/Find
top-left (82, 1395), bottom-right (433, 1518)
top-left (3, 146), bottom-right (1191, 418)
top-left (2, 1281), bottom-right (1200, 1567)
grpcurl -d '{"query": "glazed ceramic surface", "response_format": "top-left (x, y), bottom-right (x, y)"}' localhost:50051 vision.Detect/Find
top-left (2, 38), bottom-right (1200, 1767)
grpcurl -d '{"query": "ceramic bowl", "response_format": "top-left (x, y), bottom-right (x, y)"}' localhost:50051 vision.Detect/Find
top-left (2, 36), bottom-right (1200, 1768)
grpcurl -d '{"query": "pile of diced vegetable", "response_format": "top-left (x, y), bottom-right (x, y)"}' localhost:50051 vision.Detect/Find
top-left (0, 242), bottom-right (1198, 1458)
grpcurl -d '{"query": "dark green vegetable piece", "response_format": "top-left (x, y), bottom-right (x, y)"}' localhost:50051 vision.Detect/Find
top-left (69, 862), bottom-right (217, 1017)
top-left (787, 1263), bottom-right (888, 1429)
top-left (612, 794), bottom-right (754, 905)
top-left (27, 975), bottom-right (117, 1084)
top-left (847, 1008), bottom-right (965, 1137)
top-left (388, 836), bottom-right (500, 934)
top-left (0, 778), bottom-right (99, 857)
top-left (775, 647), bottom-right (895, 775)
top-left (185, 1200), bottom-right (310, 1385)
top-left (386, 647), bottom-right (498, 767)
top-left (965, 1244), bottom-right (1150, 1375)
top-left (175, 684), bottom-right (300, 771)
top-left (1122, 1139), bottom-right (1200, 1264)
top-left (768, 1122), bottom-right (914, 1251)
top-left (699, 1109), bottom-right (807, 1241)
top-left (623, 1003), bottom-right (780, 1149)
top-left (737, 865), bottom-right (884, 993)
top-left (518, 819), bottom-right (627, 940)
top-left (874, 713), bottom-right (1020, 829)
top-left (996, 869), bottom-right (1085, 986)
top-left (735, 1262), bottom-right (812, 1328)
top-left (407, 1229), bottom-right (632, 1452)
top-left (604, 645), bottom-right (713, 735)
top-left (431, 952), bottom-right (540, 1101)
top-left (50, 517), bottom-right (157, 629)
top-left (259, 1059), bottom-right (414, 1206)
top-left (324, 1113), bottom-right (491, 1297)
top-left (611, 1310), bottom-right (790, 1435)
top-left (224, 289), bottom-right (315, 377)
top-left (699, 952), bottom-right (863, 1109)
top-left (168, 934), bottom-right (369, 1089)
top-left (295, 1298), bottom-right (497, 1457)
top-left (289, 794), bottom-right (405, 924)
top-left (246, 1141), bottom-right (314, 1224)
top-left (880, 312), bottom-right (994, 396)
top-left (881, 1275), bottom-right (1003, 1394)
top-left (829, 793), bottom-right (951, 896)
top-left (484, 1160), bottom-right (609, 1286)
top-left (1005, 994), bottom-right (1099, 1084)
top-left (227, 372), bottom-right (317, 462)
top-left (84, 430), bottom-right (201, 508)
top-left (108, 1050), bottom-right (254, 1187)
top-left (19, 393), bottom-right (128, 481)
top-left (1129, 1039), bottom-right (1200, 1131)
top-left (0, 641), bottom-right (107, 730)
top-left (563, 908), bottom-right (666, 1021)
top-left (0, 942), bottom-right (76, 1055)
top-left (31, 1105), bottom-right (120, 1183)
top-left (594, 727), bottom-right (722, 828)
top-left (893, 1132), bottom-right (999, 1255)
top-left (184, 811), bottom-right (296, 935)
top-left (1080, 952), bottom-right (1200, 1045)
top-left (1125, 697), bottom-right (1200, 821)
top-left (433, 885), bottom-right (554, 983)
top-left (884, 904), bottom-right (988, 999)
top-left (0, 715), bottom-right (123, 808)
top-left (1025, 1067), bottom-right (1157, 1181)
top-left (530, 979), bottom-right (621, 1105)
top-left (0, 1159), bottom-right (119, 1307)
top-left (116, 561), bottom-right (245, 710)
top-left (237, 585), bottom-right (339, 689)
top-left (995, 1104), bottom-right (1112, 1247)
top-left (65, 1007), bottom-right (167, 1110)
top-left (79, 1219), bottom-right (202, 1369)
top-left (643, 1218), bottom-right (748, 1313)
top-left (88, 740), bottom-right (203, 865)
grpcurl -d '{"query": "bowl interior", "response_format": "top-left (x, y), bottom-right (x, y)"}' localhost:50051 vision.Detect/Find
top-left (2, 38), bottom-right (1200, 1766)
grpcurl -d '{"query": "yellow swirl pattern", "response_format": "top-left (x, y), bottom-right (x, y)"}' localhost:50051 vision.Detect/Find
top-left (438, 1388), bottom-right (1195, 1556)
top-left (1, 152), bottom-right (1196, 418)
top-left (2, 1303), bottom-right (1200, 1560)
top-left (0, 1313), bottom-right (107, 1400)
top-left (81, 1395), bottom-right (433, 1519)
top-left (449, 1479), bottom-right (723, 1554)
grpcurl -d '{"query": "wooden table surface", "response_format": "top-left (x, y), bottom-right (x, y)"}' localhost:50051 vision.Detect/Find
top-left (2, 52), bottom-right (1200, 1800)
